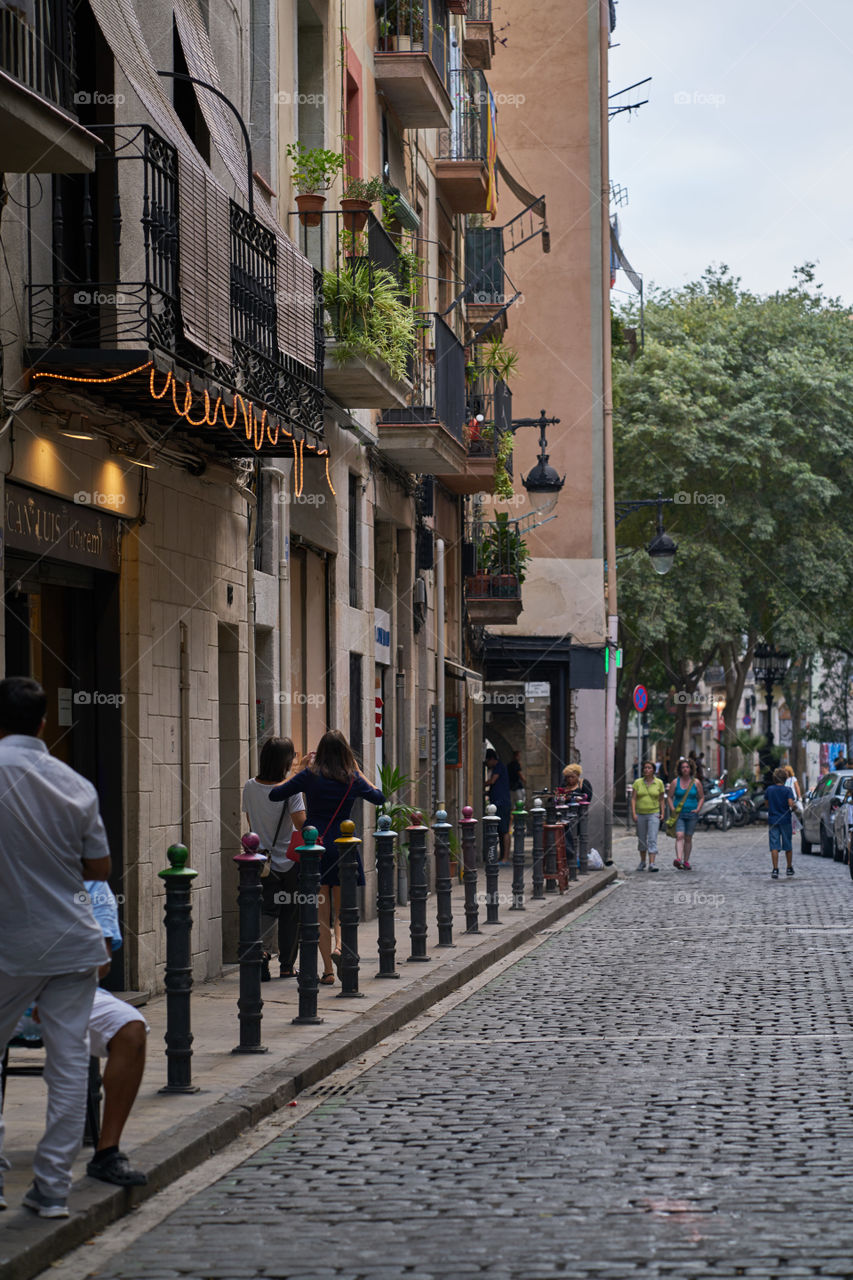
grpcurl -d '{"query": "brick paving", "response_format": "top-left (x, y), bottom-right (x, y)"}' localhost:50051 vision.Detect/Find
top-left (80, 835), bottom-right (853, 1276)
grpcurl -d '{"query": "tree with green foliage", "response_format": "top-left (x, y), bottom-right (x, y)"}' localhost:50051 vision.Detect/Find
top-left (613, 265), bottom-right (853, 790)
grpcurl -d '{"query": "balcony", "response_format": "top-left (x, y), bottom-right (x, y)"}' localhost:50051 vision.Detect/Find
top-left (435, 68), bottom-right (492, 215)
top-left (464, 223), bottom-right (507, 338)
top-left (0, 0), bottom-right (97, 172)
top-left (374, 0), bottom-right (453, 129)
top-left (465, 511), bottom-right (526, 626)
top-left (25, 125), bottom-right (324, 454)
top-left (463, 0), bottom-right (495, 69)
top-left (436, 375), bottom-right (511, 494)
top-left (377, 313), bottom-right (468, 474)
top-left (317, 213), bottom-right (414, 409)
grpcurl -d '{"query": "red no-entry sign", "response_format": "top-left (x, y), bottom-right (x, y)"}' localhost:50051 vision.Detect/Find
top-left (633, 685), bottom-right (648, 714)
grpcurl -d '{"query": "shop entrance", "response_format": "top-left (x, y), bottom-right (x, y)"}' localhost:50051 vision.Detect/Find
top-left (4, 553), bottom-right (124, 977)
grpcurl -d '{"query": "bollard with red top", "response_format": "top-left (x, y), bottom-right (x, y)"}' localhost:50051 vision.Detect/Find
top-left (407, 812), bottom-right (430, 961)
top-left (460, 805), bottom-right (480, 933)
top-left (232, 832), bottom-right (269, 1054)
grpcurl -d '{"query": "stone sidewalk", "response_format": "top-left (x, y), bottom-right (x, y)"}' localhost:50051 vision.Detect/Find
top-left (0, 855), bottom-right (622, 1280)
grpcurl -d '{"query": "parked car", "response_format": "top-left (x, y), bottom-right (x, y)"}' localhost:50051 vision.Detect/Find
top-left (830, 777), bottom-right (853, 865)
top-left (801, 771), bottom-right (853, 857)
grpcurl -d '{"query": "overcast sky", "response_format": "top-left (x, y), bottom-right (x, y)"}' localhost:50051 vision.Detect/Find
top-left (608, 0), bottom-right (853, 305)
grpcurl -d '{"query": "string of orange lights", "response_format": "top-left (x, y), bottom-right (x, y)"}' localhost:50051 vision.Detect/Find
top-left (31, 360), bottom-right (335, 494)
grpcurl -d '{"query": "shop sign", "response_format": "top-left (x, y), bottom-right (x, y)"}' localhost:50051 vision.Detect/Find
top-left (4, 483), bottom-right (121, 572)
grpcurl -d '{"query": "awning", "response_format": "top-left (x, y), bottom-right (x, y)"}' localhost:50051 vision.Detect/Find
top-left (495, 155), bottom-right (546, 222)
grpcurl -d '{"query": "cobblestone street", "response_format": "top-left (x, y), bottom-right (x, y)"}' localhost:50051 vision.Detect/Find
top-left (87, 832), bottom-right (853, 1279)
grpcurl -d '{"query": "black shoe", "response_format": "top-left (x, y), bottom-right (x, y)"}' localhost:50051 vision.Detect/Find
top-left (87, 1151), bottom-right (148, 1187)
top-left (786, 866), bottom-right (795, 877)
top-left (261, 950), bottom-right (272, 982)
top-left (771, 868), bottom-right (779, 879)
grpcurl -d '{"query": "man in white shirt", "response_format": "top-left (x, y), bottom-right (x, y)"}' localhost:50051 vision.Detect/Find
top-left (0, 677), bottom-right (110, 1219)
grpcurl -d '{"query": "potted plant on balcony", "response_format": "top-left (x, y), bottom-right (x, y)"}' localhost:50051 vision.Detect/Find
top-left (472, 512), bottom-right (528, 595)
top-left (377, 0), bottom-right (425, 51)
top-left (323, 260), bottom-right (416, 382)
top-left (340, 175), bottom-right (383, 231)
top-left (287, 142), bottom-right (345, 226)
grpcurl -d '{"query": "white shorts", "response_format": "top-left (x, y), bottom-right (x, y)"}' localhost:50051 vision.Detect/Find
top-left (88, 987), bottom-right (149, 1058)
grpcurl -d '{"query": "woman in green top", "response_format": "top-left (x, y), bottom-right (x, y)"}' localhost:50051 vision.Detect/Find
top-left (631, 761), bottom-right (666, 872)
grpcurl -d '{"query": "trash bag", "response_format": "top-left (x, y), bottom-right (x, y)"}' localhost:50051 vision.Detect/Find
top-left (587, 848), bottom-right (604, 869)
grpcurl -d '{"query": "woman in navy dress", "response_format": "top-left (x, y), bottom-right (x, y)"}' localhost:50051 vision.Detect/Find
top-left (271, 730), bottom-right (384, 985)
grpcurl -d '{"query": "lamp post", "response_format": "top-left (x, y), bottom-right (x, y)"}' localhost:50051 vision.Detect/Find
top-left (614, 494), bottom-right (678, 575)
top-left (752, 643), bottom-right (790, 780)
top-left (509, 410), bottom-right (566, 520)
top-left (715, 699), bottom-right (726, 779)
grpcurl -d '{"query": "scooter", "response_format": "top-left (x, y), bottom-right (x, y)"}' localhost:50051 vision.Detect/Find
top-left (700, 783), bottom-right (748, 831)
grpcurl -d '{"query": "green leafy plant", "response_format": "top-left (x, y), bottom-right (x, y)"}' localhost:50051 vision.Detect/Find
top-left (286, 142), bottom-right (345, 194)
top-left (477, 512), bottom-right (529, 583)
top-left (493, 430), bottom-right (515, 498)
top-left (377, 764), bottom-right (419, 840)
top-left (343, 175), bottom-right (383, 202)
top-left (323, 262), bottom-right (416, 382)
top-left (468, 336), bottom-right (520, 385)
top-left (380, 189), bottom-right (401, 229)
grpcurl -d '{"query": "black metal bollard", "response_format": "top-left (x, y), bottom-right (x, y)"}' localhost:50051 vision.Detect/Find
top-left (510, 800), bottom-right (527, 910)
top-left (232, 832), bottom-right (269, 1054)
top-left (543, 794), bottom-right (559, 894)
top-left (375, 814), bottom-right (400, 978)
top-left (482, 803), bottom-right (501, 925)
top-left (563, 801), bottom-right (579, 883)
top-left (407, 813), bottom-right (430, 961)
top-left (460, 805), bottom-right (480, 933)
top-left (336, 820), bottom-right (364, 998)
top-left (433, 807), bottom-right (454, 947)
top-left (158, 843), bottom-right (200, 1093)
top-left (293, 827), bottom-right (324, 1025)
top-left (531, 798), bottom-right (546, 899)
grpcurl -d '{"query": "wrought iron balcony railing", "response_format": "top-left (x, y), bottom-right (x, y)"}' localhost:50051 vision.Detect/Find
top-left (26, 124), bottom-right (323, 444)
top-left (466, 0), bottom-right (492, 18)
top-left (374, 0), bottom-right (451, 90)
top-left (380, 311), bottom-right (466, 444)
top-left (437, 67), bottom-right (489, 164)
top-left (1, 0), bottom-right (75, 109)
top-left (466, 375), bottom-right (511, 471)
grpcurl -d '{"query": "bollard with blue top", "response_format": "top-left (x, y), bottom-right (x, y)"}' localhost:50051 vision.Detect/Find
top-left (293, 827), bottom-right (324, 1025)
top-left (482, 803), bottom-right (501, 925)
top-left (407, 813), bottom-right (430, 961)
top-left (531, 797), bottom-right (546, 900)
top-left (432, 807), bottom-right (454, 947)
top-left (158, 843), bottom-right (200, 1093)
top-left (375, 814), bottom-right (399, 978)
top-left (460, 805), bottom-right (480, 933)
top-left (336, 820), bottom-right (364, 997)
top-left (510, 800), bottom-right (527, 910)
top-left (232, 832), bottom-right (269, 1054)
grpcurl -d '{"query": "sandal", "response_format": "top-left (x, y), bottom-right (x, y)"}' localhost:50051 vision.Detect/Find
top-left (319, 971), bottom-right (336, 985)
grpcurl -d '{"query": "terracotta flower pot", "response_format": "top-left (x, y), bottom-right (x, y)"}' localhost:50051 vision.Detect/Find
top-left (296, 192), bottom-right (326, 227)
top-left (340, 197), bottom-right (371, 232)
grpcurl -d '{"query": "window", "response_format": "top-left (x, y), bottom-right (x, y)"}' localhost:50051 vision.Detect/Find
top-left (349, 651), bottom-right (363, 762)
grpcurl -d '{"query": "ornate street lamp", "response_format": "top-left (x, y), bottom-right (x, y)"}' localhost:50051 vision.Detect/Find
top-left (615, 493), bottom-right (678, 575)
top-left (509, 410), bottom-right (565, 519)
top-left (752, 642), bottom-right (790, 777)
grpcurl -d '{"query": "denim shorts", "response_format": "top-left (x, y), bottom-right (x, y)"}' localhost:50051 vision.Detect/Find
top-left (675, 810), bottom-right (699, 837)
top-left (769, 822), bottom-right (792, 853)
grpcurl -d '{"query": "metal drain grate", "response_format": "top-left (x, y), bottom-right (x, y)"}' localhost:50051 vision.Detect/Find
top-left (302, 1079), bottom-right (366, 1100)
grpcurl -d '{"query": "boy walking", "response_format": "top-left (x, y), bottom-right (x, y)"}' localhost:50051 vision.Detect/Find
top-left (766, 766), bottom-right (797, 879)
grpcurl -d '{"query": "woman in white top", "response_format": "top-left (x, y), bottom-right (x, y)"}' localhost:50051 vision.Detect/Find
top-left (242, 738), bottom-right (305, 979)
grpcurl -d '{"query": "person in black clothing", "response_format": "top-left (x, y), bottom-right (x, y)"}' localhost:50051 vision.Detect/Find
top-left (507, 750), bottom-right (526, 804)
top-left (485, 748), bottom-right (512, 862)
top-left (271, 730), bottom-right (384, 986)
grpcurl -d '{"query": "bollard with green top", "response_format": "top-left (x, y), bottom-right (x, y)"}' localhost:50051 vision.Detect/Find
top-left (294, 827), bottom-right (324, 1025)
top-left (336, 820), bottom-right (364, 998)
top-left (158, 843), bottom-right (200, 1094)
top-left (232, 831), bottom-right (269, 1054)
top-left (510, 799), bottom-right (527, 910)
top-left (432, 807), bottom-right (454, 947)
